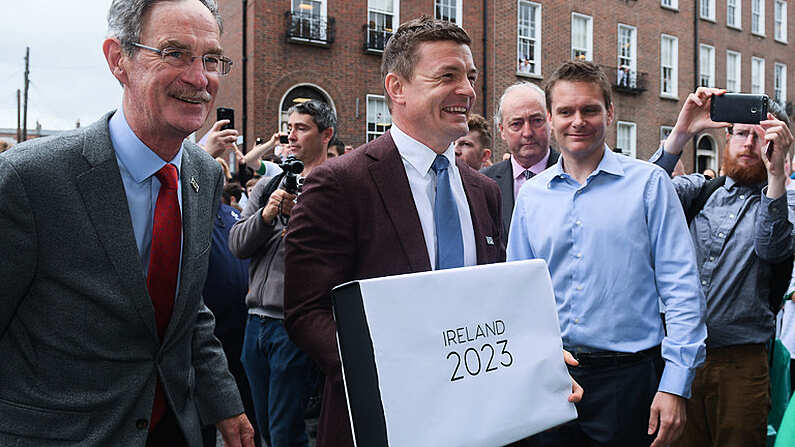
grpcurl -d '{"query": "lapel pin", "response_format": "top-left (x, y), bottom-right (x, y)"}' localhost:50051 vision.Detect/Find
top-left (190, 177), bottom-right (199, 193)
top-left (485, 236), bottom-right (494, 246)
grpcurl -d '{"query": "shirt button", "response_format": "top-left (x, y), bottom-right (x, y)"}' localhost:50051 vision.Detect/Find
top-left (709, 256), bottom-right (715, 261)
top-left (136, 419), bottom-right (148, 430)
top-left (576, 285), bottom-right (583, 291)
top-left (729, 214), bottom-right (735, 219)
top-left (701, 280), bottom-right (708, 286)
top-left (576, 253), bottom-right (583, 258)
top-left (718, 233), bottom-right (725, 238)
top-left (576, 220), bottom-right (582, 226)
top-left (739, 195), bottom-right (745, 200)
top-left (574, 318), bottom-right (580, 324)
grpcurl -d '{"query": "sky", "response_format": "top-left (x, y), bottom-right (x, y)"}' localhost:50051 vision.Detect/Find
top-left (1, 0), bottom-right (121, 132)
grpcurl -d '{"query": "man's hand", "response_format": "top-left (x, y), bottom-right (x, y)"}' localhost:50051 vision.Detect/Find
top-left (261, 188), bottom-right (297, 224)
top-left (562, 350), bottom-right (583, 403)
top-left (761, 112), bottom-right (794, 176)
top-left (216, 413), bottom-right (255, 447)
top-left (648, 391), bottom-right (686, 447)
top-left (202, 120), bottom-right (239, 158)
top-left (664, 87), bottom-right (730, 156)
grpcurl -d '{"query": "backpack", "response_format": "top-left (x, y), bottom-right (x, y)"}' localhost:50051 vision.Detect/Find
top-left (685, 176), bottom-right (794, 312)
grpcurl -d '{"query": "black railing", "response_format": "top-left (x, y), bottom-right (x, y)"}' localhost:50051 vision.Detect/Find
top-left (363, 24), bottom-right (393, 53)
top-left (285, 11), bottom-right (335, 47)
top-left (600, 65), bottom-right (648, 94)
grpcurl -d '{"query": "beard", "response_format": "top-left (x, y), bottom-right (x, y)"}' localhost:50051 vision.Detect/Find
top-left (722, 145), bottom-right (767, 186)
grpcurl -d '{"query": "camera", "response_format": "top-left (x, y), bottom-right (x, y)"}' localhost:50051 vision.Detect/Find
top-left (279, 155), bottom-right (304, 195)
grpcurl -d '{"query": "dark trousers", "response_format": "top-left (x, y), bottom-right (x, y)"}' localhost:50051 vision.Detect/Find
top-left (522, 349), bottom-right (663, 447)
top-left (241, 315), bottom-right (315, 447)
top-left (147, 407), bottom-right (188, 447)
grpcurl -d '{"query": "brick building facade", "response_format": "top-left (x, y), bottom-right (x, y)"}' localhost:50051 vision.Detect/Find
top-left (206, 0), bottom-right (794, 173)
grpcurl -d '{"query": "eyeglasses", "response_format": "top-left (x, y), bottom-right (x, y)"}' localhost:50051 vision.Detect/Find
top-left (730, 128), bottom-right (760, 143)
top-left (130, 42), bottom-right (233, 76)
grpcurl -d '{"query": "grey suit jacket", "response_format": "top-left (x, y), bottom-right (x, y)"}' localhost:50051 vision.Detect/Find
top-left (480, 149), bottom-right (559, 237)
top-left (0, 112), bottom-right (243, 446)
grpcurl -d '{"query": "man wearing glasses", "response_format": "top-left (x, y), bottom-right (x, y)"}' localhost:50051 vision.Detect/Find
top-left (0, 1), bottom-right (253, 446)
top-left (651, 88), bottom-right (794, 447)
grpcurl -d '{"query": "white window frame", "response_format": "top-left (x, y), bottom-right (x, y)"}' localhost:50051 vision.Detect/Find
top-left (617, 24), bottom-right (638, 88)
top-left (660, 126), bottom-right (674, 142)
top-left (660, 34), bottom-right (679, 98)
top-left (726, 50), bottom-right (742, 92)
top-left (752, 57), bottom-right (766, 94)
top-left (775, 63), bottom-right (787, 105)
top-left (700, 44), bottom-right (716, 87)
top-left (435, 0), bottom-right (462, 26)
top-left (517, 0), bottom-right (542, 77)
top-left (752, 0), bottom-right (765, 36)
top-left (696, 134), bottom-right (718, 172)
top-left (292, 0), bottom-right (329, 40)
top-left (727, 0), bottom-right (742, 29)
top-left (661, 0), bottom-right (679, 10)
top-left (775, 0), bottom-right (787, 42)
top-left (571, 13), bottom-right (593, 61)
top-left (700, 0), bottom-right (716, 20)
top-left (616, 121), bottom-right (637, 158)
top-left (365, 94), bottom-right (392, 142)
top-left (367, 0), bottom-right (399, 52)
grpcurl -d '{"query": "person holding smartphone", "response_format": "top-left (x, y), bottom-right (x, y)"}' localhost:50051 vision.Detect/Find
top-left (651, 87), bottom-right (795, 447)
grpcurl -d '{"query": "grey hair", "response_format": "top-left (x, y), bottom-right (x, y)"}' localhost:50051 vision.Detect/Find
top-left (287, 100), bottom-right (337, 139)
top-left (107, 0), bottom-right (223, 55)
top-left (494, 82), bottom-right (545, 128)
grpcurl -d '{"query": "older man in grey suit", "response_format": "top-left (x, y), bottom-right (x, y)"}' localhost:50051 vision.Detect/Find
top-left (0, 0), bottom-right (254, 446)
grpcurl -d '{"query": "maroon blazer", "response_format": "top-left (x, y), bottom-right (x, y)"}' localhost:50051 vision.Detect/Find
top-left (284, 130), bottom-right (505, 447)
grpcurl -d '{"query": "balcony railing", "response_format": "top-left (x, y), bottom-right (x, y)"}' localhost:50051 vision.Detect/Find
top-left (363, 24), bottom-right (393, 53)
top-left (600, 65), bottom-right (648, 94)
top-left (285, 11), bottom-right (335, 47)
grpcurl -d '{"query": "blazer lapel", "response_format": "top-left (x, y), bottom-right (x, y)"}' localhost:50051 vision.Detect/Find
top-left (458, 161), bottom-right (490, 265)
top-left (367, 132), bottom-right (432, 272)
top-left (75, 116), bottom-right (158, 342)
top-left (496, 161), bottom-right (514, 236)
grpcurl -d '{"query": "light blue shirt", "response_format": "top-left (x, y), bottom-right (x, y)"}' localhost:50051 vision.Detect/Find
top-left (507, 146), bottom-right (707, 398)
top-left (109, 108), bottom-right (184, 277)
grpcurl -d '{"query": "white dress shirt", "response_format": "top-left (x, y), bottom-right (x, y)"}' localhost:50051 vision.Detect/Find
top-left (390, 124), bottom-right (476, 269)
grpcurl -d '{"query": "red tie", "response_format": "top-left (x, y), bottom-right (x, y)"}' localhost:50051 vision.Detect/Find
top-left (147, 163), bottom-right (181, 430)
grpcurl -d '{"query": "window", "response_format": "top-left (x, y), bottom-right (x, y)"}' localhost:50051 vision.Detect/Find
top-left (280, 84), bottom-right (335, 132)
top-left (726, 50), bottom-right (741, 92)
top-left (617, 24), bottom-right (638, 88)
top-left (366, 95), bottom-right (392, 142)
top-left (700, 44), bottom-right (715, 87)
top-left (661, 0), bottom-right (679, 9)
top-left (752, 57), bottom-right (765, 93)
top-left (700, 0), bottom-right (715, 20)
top-left (752, 0), bottom-right (765, 35)
top-left (727, 0), bottom-right (741, 29)
top-left (517, 1), bottom-right (542, 76)
top-left (661, 35), bottom-right (679, 97)
top-left (660, 126), bottom-right (674, 142)
top-left (697, 135), bottom-right (717, 173)
top-left (571, 13), bottom-right (593, 61)
top-left (616, 122), bottom-right (637, 158)
top-left (775, 0), bottom-right (787, 42)
top-left (367, 0), bottom-right (398, 52)
top-left (435, 0), bottom-right (462, 25)
top-left (291, 0), bottom-right (329, 41)
top-left (775, 63), bottom-right (787, 105)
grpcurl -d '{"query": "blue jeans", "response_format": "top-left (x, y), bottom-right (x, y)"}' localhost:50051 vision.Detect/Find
top-left (241, 315), bottom-right (314, 447)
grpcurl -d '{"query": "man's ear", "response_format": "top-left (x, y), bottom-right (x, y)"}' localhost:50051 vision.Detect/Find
top-left (384, 72), bottom-right (406, 106)
top-left (320, 127), bottom-right (334, 147)
top-left (606, 102), bottom-right (615, 127)
top-left (481, 148), bottom-right (492, 163)
top-left (103, 38), bottom-right (128, 86)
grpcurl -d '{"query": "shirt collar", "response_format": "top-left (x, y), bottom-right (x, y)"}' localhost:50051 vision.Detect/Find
top-left (109, 108), bottom-right (183, 183)
top-left (391, 123), bottom-right (456, 176)
top-left (510, 149), bottom-right (550, 179)
top-left (548, 145), bottom-right (623, 186)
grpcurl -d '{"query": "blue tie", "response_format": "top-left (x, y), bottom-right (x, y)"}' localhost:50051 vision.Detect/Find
top-left (431, 154), bottom-right (465, 270)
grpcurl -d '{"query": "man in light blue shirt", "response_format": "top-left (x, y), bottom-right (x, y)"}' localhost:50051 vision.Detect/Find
top-left (508, 60), bottom-right (706, 447)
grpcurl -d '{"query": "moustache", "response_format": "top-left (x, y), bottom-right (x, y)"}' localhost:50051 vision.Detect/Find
top-left (170, 88), bottom-right (212, 103)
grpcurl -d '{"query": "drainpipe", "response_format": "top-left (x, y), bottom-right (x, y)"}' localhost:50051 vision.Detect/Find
top-left (692, 0), bottom-right (699, 172)
top-left (242, 0), bottom-right (249, 153)
top-left (482, 0), bottom-right (488, 117)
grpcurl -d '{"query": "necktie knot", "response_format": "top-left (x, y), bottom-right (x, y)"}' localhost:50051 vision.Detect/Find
top-left (154, 164), bottom-right (178, 190)
top-left (523, 169), bottom-right (534, 180)
top-left (431, 154), bottom-right (450, 175)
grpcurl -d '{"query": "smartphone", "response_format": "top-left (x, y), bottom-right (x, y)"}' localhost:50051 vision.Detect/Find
top-left (279, 134), bottom-right (289, 144)
top-left (216, 107), bottom-right (234, 130)
top-left (710, 93), bottom-right (768, 124)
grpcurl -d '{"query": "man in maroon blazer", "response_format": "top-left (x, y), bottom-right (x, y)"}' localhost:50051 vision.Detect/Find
top-left (283, 16), bottom-right (505, 447)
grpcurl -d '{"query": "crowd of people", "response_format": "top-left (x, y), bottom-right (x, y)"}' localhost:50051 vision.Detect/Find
top-left (2, 1), bottom-right (795, 447)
